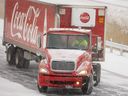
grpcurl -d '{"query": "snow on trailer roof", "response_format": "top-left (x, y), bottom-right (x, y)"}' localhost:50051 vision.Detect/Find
top-left (37, 0), bottom-right (107, 8)
top-left (49, 28), bottom-right (91, 33)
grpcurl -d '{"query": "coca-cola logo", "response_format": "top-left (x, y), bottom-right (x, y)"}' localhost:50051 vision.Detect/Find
top-left (80, 12), bottom-right (90, 23)
top-left (11, 2), bottom-right (40, 45)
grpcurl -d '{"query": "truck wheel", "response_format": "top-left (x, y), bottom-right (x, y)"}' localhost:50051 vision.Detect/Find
top-left (37, 84), bottom-right (48, 93)
top-left (6, 45), bottom-right (15, 65)
top-left (93, 63), bottom-right (101, 86)
top-left (81, 75), bottom-right (93, 95)
top-left (15, 48), bottom-right (24, 68)
top-left (23, 59), bottom-right (30, 69)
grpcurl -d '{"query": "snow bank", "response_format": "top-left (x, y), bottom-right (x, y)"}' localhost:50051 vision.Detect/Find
top-left (0, 77), bottom-right (44, 96)
top-left (102, 48), bottom-right (128, 77)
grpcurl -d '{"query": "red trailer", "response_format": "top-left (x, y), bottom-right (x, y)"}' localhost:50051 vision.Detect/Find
top-left (3, 0), bottom-right (107, 95)
top-left (58, 5), bottom-right (106, 61)
top-left (3, 0), bottom-right (56, 68)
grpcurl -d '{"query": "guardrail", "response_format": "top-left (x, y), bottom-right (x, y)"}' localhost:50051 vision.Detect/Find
top-left (105, 41), bottom-right (128, 55)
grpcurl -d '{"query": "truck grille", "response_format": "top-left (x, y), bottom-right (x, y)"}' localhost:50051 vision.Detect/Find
top-left (51, 61), bottom-right (75, 72)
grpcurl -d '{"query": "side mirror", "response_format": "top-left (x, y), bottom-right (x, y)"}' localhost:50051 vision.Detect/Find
top-left (35, 55), bottom-right (42, 63)
top-left (35, 52), bottom-right (47, 63)
top-left (96, 36), bottom-right (102, 50)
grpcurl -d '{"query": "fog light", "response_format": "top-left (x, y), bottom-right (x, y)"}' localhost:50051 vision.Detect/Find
top-left (76, 81), bottom-right (80, 85)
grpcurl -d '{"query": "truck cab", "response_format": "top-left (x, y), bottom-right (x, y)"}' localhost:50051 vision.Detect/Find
top-left (37, 28), bottom-right (94, 94)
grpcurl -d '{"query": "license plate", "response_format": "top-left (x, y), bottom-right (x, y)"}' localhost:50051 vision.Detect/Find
top-left (65, 85), bottom-right (73, 89)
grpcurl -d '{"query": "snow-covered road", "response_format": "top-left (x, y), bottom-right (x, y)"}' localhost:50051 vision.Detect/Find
top-left (0, 77), bottom-right (44, 96)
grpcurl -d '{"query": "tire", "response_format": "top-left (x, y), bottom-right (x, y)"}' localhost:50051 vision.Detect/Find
top-left (23, 59), bottom-right (30, 69)
top-left (81, 75), bottom-right (93, 95)
top-left (15, 48), bottom-right (24, 68)
top-left (93, 63), bottom-right (101, 86)
top-left (6, 45), bottom-right (15, 65)
top-left (37, 84), bottom-right (48, 93)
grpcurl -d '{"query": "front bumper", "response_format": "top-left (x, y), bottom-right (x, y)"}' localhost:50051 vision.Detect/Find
top-left (38, 74), bottom-right (87, 88)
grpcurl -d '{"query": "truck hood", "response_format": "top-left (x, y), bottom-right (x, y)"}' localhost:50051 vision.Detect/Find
top-left (47, 49), bottom-right (85, 61)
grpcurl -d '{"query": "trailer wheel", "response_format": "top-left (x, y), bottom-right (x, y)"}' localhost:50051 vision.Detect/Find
top-left (81, 75), bottom-right (93, 95)
top-left (6, 45), bottom-right (15, 65)
top-left (15, 48), bottom-right (24, 68)
top-left (93, 63), bottom-right (101, 86)
top-left (23, 59), bottom-right (30, 69)
top-left (37, 84), bottom-right (48, 93)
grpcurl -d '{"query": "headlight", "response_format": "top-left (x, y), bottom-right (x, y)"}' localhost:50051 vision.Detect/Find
top-left (76, 61), bottom-right (90, 76)
top-left (39, 68), bottom-right (49, 74)
top-left (39, 59), bottom-right (49, 74)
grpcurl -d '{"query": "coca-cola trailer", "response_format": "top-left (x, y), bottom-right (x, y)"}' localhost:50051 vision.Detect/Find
top-left (3, 0), bottom-right (56, 68)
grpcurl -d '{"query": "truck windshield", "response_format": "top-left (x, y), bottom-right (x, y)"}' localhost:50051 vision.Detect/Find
top-left (47, 34), bottom-right (89, 50)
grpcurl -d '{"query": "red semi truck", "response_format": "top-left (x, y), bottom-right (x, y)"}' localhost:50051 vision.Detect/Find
top-left (3, 0), bottom-right (107, 95)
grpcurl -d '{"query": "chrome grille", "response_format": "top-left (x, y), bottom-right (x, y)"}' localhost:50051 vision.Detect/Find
top-left (51, 61), bottom-right (75, 71)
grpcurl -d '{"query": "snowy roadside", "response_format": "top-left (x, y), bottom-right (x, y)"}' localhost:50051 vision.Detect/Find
top-left (102, 48), bottom-right (128, 77)
top-left (0, 77), bottom-right (44, 96)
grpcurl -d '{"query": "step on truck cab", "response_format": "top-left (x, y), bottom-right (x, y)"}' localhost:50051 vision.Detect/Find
top-left (3, 0), bottom-right (107, 95)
